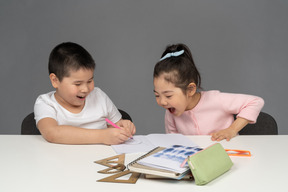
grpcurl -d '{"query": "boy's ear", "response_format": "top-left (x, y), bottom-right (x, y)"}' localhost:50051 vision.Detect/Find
top-left (49, 73), bottom-right (59, 88)
top-left (186, 82), bottom-right (197, 96)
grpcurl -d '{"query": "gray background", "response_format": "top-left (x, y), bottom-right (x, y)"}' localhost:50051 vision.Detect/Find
top-left (1, 0), bottom-right (287, 135)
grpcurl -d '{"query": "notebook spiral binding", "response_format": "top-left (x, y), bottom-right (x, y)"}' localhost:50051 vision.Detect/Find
top-left (127, 147), bottom-right (161, 166)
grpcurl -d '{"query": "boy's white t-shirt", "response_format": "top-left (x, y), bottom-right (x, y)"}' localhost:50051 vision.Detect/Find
top-left (34, 87), bottom-right (121, 129)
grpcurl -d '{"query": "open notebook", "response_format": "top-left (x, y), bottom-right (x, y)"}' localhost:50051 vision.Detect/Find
top-left (128, 145), bottom-right (202, 179)
top-left (111, 134), bottom-right (198, 154)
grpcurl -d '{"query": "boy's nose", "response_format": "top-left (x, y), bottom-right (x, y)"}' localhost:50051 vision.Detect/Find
top-left (81, 85), bottom-right (89, 92)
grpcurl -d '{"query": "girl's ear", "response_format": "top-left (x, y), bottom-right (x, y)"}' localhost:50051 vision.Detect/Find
top-left (186, 82), bottom-right (197, 96)
top-left (49, 73), bottom-right (59, 89)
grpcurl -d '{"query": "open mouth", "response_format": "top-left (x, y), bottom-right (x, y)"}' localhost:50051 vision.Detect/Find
top-left (168, 108), bottom-right (176, 114)
top-left (77, 96), bottom-right (86, 100)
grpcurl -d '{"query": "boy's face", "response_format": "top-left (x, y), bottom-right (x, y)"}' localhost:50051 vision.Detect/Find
top-left (50, 68), bottom-right (94, 112)
top-left (153, 74), bottom-right (198, 117)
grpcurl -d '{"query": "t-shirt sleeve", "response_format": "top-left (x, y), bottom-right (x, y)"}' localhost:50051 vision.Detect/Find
top-left (34, 95), bottom-right (57, 125)
top-left (99, 89), bottom-right (121, 123)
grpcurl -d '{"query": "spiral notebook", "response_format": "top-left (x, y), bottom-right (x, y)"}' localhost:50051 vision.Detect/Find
top-left (127, 145), bottom-right (201, 179)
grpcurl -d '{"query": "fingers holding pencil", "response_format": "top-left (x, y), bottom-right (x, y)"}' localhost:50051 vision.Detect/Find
top-left (102, 127), bottom-right (132, 145)
top-left (118, 119), bottom-right (136, 136)
top-left (105, 118), bottom-right (136, 139)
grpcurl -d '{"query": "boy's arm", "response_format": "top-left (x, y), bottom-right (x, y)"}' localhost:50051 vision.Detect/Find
top-left (37, 118), bottom-right (133, 145)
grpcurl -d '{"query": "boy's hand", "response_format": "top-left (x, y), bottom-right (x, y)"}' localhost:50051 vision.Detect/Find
top-left (103, 119), bottom-right (136, 145)
top-left (210, 127), bottom-right (238, 142)
top-left (101, 128), bottom-right (130, 145)
top-left (116, 119), bottom-right (136, 137)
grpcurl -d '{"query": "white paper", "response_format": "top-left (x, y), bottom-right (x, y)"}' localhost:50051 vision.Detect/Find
top-left (111, 134), bottom-right (198, 154)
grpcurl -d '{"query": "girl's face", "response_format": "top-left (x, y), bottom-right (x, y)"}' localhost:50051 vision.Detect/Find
top-left (50, 68), bottom-right (95, 113)
top-left (153, 74), bottom-right (199, 117)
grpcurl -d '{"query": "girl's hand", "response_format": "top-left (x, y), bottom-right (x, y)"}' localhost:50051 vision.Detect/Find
top-left (211, 117), bottom-right (250, 141)
top-left (210, 127), bottom-right (238, 141)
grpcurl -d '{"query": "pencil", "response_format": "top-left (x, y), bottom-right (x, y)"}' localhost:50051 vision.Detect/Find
top-left (105, 118), bottom-right (121, 129)
top-left (180, 158), bottom-right (188, 168)
top-left (105, 118), bottom-right (133, 139)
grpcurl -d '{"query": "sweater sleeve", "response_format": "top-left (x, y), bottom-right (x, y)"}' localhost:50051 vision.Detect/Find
top-left (218, 91), bottom-right (265, 123)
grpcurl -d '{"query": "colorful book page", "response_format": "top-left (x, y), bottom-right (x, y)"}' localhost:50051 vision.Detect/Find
top-left (138, 145), bottom-right (202, 173)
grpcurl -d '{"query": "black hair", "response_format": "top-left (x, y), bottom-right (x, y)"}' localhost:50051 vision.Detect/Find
top-left (153, 43), bottom-right (201, 92)
top-left (48, 42), bottom-right (95, 81)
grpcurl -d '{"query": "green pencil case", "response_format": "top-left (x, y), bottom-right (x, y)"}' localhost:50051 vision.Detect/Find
top-left (187, 143), bottom-right (233, 185)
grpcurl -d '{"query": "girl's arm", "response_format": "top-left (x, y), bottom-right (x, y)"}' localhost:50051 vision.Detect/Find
top-left (219, 92), bottom-right (265, 124)
top-left (211, 117), bottom-right (250, 141)
top-left (210, 92), bottom-right (264, 141)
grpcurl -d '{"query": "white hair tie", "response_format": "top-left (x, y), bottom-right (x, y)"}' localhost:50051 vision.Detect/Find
top-left (160, 50), bottom-right (184, 61)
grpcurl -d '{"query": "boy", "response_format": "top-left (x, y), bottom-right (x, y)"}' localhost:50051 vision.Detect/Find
top-left (34, 42), bottom-right (135, 144)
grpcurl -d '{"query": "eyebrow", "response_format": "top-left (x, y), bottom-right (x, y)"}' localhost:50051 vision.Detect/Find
top-left (73, 76), bottom-right (94, 83)
top-left (153, 90), bottom-right (174, 94)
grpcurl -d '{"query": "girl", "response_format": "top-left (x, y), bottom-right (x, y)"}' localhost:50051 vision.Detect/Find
top-left (153, 43), bottom-right (264, 141)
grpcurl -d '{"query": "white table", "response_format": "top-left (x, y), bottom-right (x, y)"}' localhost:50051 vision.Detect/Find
top-left (0, 135), bottom-right (287, 192)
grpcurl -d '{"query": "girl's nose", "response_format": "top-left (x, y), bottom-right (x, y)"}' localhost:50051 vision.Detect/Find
top-left (159, 97), bottom-right (167, 106)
